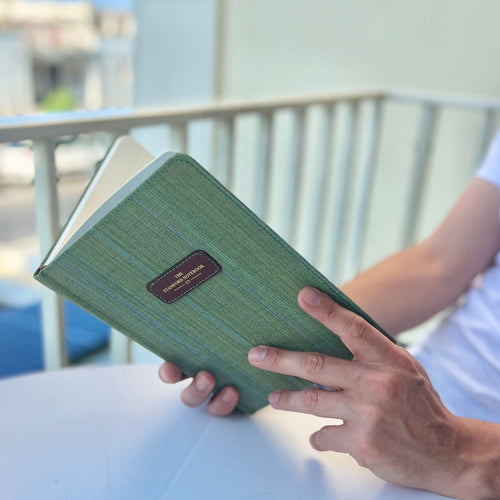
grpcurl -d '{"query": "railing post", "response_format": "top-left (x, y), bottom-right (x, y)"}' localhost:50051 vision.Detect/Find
top-left (288, 107), bottom-right (306, 246)
top-left (170, 122), bottom-right (188, 153)
top-left (474, 109), bottom-right (495, 171)
top-left (104, 129), bottom-right (134, 365)
top-left (33, 139), bottom-right (67, 370)
top-left (403, 103), bottom-right (438, 247)
top-left (110, 328), bottom-right (132, 364)
top-left (254, 111), bottom-right (274, 221)
top-left (344, 98), bottom-right (383, 279)
top-left (213, 117), bottom-right (235, 189)
top-left (324, 101), bottom-right (359, 282)
top-left (310, 103), bottom-right (335, 266)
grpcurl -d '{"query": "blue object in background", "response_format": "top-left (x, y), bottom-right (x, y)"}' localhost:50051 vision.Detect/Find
top-left (0, 300), bottom-right (110, 378)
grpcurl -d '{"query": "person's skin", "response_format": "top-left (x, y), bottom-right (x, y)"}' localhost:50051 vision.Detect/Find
top-left (340, 178), bottom-right (500, 334)
top-left (248, 287), bottom-right (500, 500)
top-left (158, 362), bottom-right (238, 416)
top-left (158, 178), bottom-right (500, 496)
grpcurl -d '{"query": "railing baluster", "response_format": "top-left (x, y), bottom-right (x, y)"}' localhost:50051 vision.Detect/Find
top-left (33, 139), bottom-right (67, 370)
top-left (254, 112), bottom-right (274, 220)
top-left (213, 116), bottom-right (235, 189)
top-left (403, 103), bottom-right (438, 248)
top-left (474, 109), bottom-right (495, 171)
top-left (309, 104), bottom-right (335, 266)
top-left (110, 328), bottom-right (132, 364)
top-left (103, 129), bottom-right (134, 364)
top-left (324, 101), bottom-right (359, 282)
top-left (287, 107), bottom-right (306, 246)
top-left (343, 98), bottom-right (383, 279)
top-left (170, 122), bottom-right (188, 153)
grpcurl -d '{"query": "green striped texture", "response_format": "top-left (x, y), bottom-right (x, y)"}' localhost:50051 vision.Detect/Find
top-left (35, 153), bottom-right (392, 414)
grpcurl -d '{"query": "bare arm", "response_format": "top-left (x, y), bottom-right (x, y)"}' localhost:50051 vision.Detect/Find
top-left (341, 178), bottom-right (500, 334)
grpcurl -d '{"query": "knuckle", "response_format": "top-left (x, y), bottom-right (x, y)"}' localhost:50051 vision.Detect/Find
top-left (404, 350), bottom-right (431, 377)
top-left (269, 348), bottom-right (284, 368)
top-left (275, 390), bottom-right (289, 407)
top-left (410, 375), bottom-right (431, 397)
top-left (352, 447), bottom-right (378, 469)
top-left (220, 386), bottom-right (238, 406)
top-left (412, 357), bottom-right (430, 378)
top-left (303, 353), bottom-right (326, 378)
top-left (207, 393), bottom-right (235, 417)
top-left (346, 314), bottom-right (370, 342)
top-left (392, 344), bottom-right (413, 365)
top-left (321, 303), bottom-right (338, 325)
top-left (351, 441), bottom-right (372, 468)
top-left (302, 388), bottom-right (320, 412)
top-left (181, 391), bottom-right (201, 408)
top-left (206, 403), bottom-right (222, 416)
top-left (352, 430), bottom-right (382, 469)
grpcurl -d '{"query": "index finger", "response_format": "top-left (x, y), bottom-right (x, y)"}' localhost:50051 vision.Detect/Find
top-left (298, 287), bottom-right (395, 361)
top-left (248, 345), bottom-right (365, 389)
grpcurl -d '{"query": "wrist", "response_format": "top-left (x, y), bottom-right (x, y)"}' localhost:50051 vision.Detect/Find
top-left (444, 416), bottom-right (500, 500)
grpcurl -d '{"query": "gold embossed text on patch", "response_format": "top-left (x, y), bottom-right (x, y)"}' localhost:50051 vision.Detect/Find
top-left (147, 250), bottom-right (221, 304)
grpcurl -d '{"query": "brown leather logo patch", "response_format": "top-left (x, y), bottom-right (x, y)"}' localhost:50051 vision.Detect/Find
top-left (147, 250), bottom-right (221, 304)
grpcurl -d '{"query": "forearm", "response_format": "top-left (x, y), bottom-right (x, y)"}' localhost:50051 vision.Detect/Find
top-left (340, 242), bottom-right (464, 334)
top-left (341, 179), bottom-right (500, 335)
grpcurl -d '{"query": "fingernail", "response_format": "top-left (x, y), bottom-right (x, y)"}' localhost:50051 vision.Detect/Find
top-left (248, 346), bottom-right (267, 363)
top-left (268, 391), bottom-right (280, 405)
top-left (158, 365), bottom-right (168, 382)
top-left (221, 388), bottom-right (235, 404)
top-left (195, 375), bottom-right (209, 392)
top-left (302, 287), bottom-right (322, 306)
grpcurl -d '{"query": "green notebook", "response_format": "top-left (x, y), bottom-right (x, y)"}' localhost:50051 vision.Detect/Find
top-left (35, 137), bottom-right (393, 414)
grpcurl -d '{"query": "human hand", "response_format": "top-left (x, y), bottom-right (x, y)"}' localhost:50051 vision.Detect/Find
top-left (248, 287), bottom-right (471, 497)
top-left (158, 362), bottom-right (239, 416)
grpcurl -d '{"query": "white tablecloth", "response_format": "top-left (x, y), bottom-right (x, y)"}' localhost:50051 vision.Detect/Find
top-left (0, 365), bottom-right (449, 500)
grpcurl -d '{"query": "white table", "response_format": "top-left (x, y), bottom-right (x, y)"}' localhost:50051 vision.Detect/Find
top-left (0, 365), bottom-right (449, 500)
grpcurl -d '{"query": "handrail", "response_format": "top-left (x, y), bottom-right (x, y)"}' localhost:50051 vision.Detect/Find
top-left (3, 88), bottom-right (500, 145)
top-left (0, 88), bottom-right (385, 143)
top-left (388, 89), bottom-right (500, 111)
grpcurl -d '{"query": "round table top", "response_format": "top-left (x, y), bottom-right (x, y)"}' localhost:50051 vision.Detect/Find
top-left (0, 364), bottom-right (449, 500)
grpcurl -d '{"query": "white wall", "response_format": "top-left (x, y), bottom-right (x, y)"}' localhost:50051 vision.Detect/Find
top-left (133, 0), bottom-right (219, 163)
top-left (220, 0), bottom-right (500, 99)
top-left (218, 0), bottom-right (500, 271)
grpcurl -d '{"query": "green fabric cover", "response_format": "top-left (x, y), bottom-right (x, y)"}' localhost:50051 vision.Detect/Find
top-left (35, 153), bottom-right (392, 414)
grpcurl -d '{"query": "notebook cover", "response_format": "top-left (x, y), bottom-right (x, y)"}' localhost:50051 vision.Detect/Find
top-left (35, 153), bottom-right (392, 414)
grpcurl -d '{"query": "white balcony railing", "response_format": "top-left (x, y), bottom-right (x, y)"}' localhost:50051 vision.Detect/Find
top-left (1, 88), bottom-right (499, 371)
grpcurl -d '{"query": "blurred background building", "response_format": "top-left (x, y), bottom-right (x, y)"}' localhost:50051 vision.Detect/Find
top-left (0, 0), bottom-right (134, 115)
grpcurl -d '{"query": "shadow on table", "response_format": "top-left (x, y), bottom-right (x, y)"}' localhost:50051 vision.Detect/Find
top-left (120, 407), bottom-right (337, 500)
